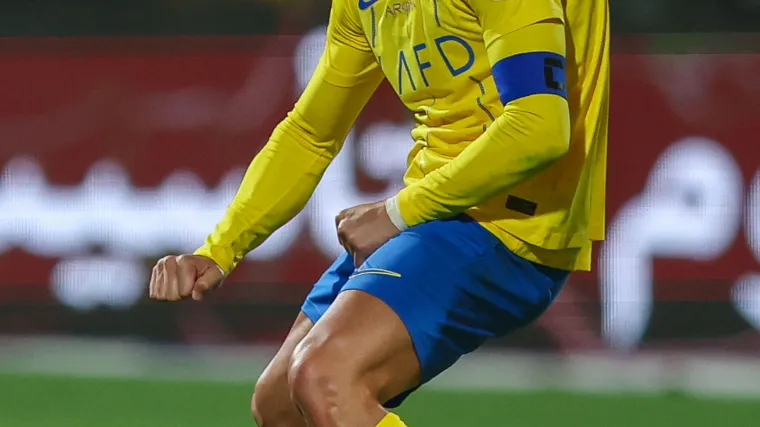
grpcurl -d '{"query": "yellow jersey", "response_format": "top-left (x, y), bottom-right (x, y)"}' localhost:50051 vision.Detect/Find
top-left (196, 0), bottom-right (610, 273)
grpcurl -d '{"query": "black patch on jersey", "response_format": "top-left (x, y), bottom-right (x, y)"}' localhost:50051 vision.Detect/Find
top-left (505, 195), bottom-right (537, 216)
top-left (543, 57), bottom-right (565, 91)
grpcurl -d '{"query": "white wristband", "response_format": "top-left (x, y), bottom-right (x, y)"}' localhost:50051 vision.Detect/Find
top-left (384, 196), bottom-right (410, 231)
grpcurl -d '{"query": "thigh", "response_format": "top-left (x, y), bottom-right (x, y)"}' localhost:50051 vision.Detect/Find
top-left (254, 253), bottom-right (356, 420)
top-left (297, 289), bottom-right (421, 406)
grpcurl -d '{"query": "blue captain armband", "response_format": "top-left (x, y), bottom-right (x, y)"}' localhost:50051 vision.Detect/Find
top-left (492, 51), bottom-right (567, 105)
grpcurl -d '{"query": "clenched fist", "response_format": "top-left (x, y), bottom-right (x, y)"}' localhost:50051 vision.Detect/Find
top-left (336, 200), bottom-right (401, 267)
top-left (149, 255), bottom-right (225, 301)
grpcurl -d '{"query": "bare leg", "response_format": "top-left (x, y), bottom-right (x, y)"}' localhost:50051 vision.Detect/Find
top-left (252, 312), bottom-right (313, 427)
top-left (288, 290), bottom-right (420, 427)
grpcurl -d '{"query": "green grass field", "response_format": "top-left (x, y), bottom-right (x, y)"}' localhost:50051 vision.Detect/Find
top-left (1, 373), bottom-right (758, 427)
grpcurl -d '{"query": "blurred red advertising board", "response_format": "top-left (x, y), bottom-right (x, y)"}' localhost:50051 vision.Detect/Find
top-left (0, 34), bottom-right (759, 349)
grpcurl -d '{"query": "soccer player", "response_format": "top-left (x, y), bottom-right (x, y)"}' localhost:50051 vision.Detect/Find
top-left (149, 0), bottom-right (609, 425)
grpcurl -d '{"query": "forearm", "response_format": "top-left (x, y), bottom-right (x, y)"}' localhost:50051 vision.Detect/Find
top-left (194, 113), bottom-right (337, 273)
top-left (195, 57), bottom-right (381, 273)
top-left (391, 94), bottom-right (570, 227)
top-left (193, 0), bottom-right (382, 273)
top-left (386, 18), bottom-right (570, 229)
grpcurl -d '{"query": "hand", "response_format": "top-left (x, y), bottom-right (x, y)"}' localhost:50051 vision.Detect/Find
top-left (336, 201), bottom-right (401, 267)
top-left (149, 254), bottom-right (225, 301)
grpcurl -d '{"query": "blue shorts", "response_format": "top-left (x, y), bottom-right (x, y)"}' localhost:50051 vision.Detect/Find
top-left (301, 215), bottom-right (569, 408)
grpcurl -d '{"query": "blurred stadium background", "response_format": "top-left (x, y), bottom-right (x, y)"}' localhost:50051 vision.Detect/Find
top-left (1, 0), bottom-right (760, 426)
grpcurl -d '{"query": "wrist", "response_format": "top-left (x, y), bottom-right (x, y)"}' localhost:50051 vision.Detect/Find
top-left (194, 244), bottom-right (234, 275)
top-left (384, 196), bottom-right (410, 232)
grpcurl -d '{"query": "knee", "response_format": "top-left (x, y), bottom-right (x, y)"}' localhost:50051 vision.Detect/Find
top-left (250, 387), bottom-right (265, 426)
top-left (287, 348), bottom-right (330, 406)
top-left (288, 340), bottom-right (359, 411)
top-left (252, 373), bottom-right (292, 426)
top-left (250, 384), bottom-right (270, 426)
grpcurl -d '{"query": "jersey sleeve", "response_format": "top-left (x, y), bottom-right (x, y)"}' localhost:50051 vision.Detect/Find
top-left (388, 1), bottom-right (572, 229)
top-left (473, 0), bottom-right (564, 48)
top-left (194, 0), bottom-right (383, 273)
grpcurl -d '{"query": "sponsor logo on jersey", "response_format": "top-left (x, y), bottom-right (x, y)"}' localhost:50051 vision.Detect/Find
top-left (386, 1), bottom-right (415, 16)
top-left (349, 267), bottom-right (402, 279)
top-left (359, 0), bottom-right (379, 10)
